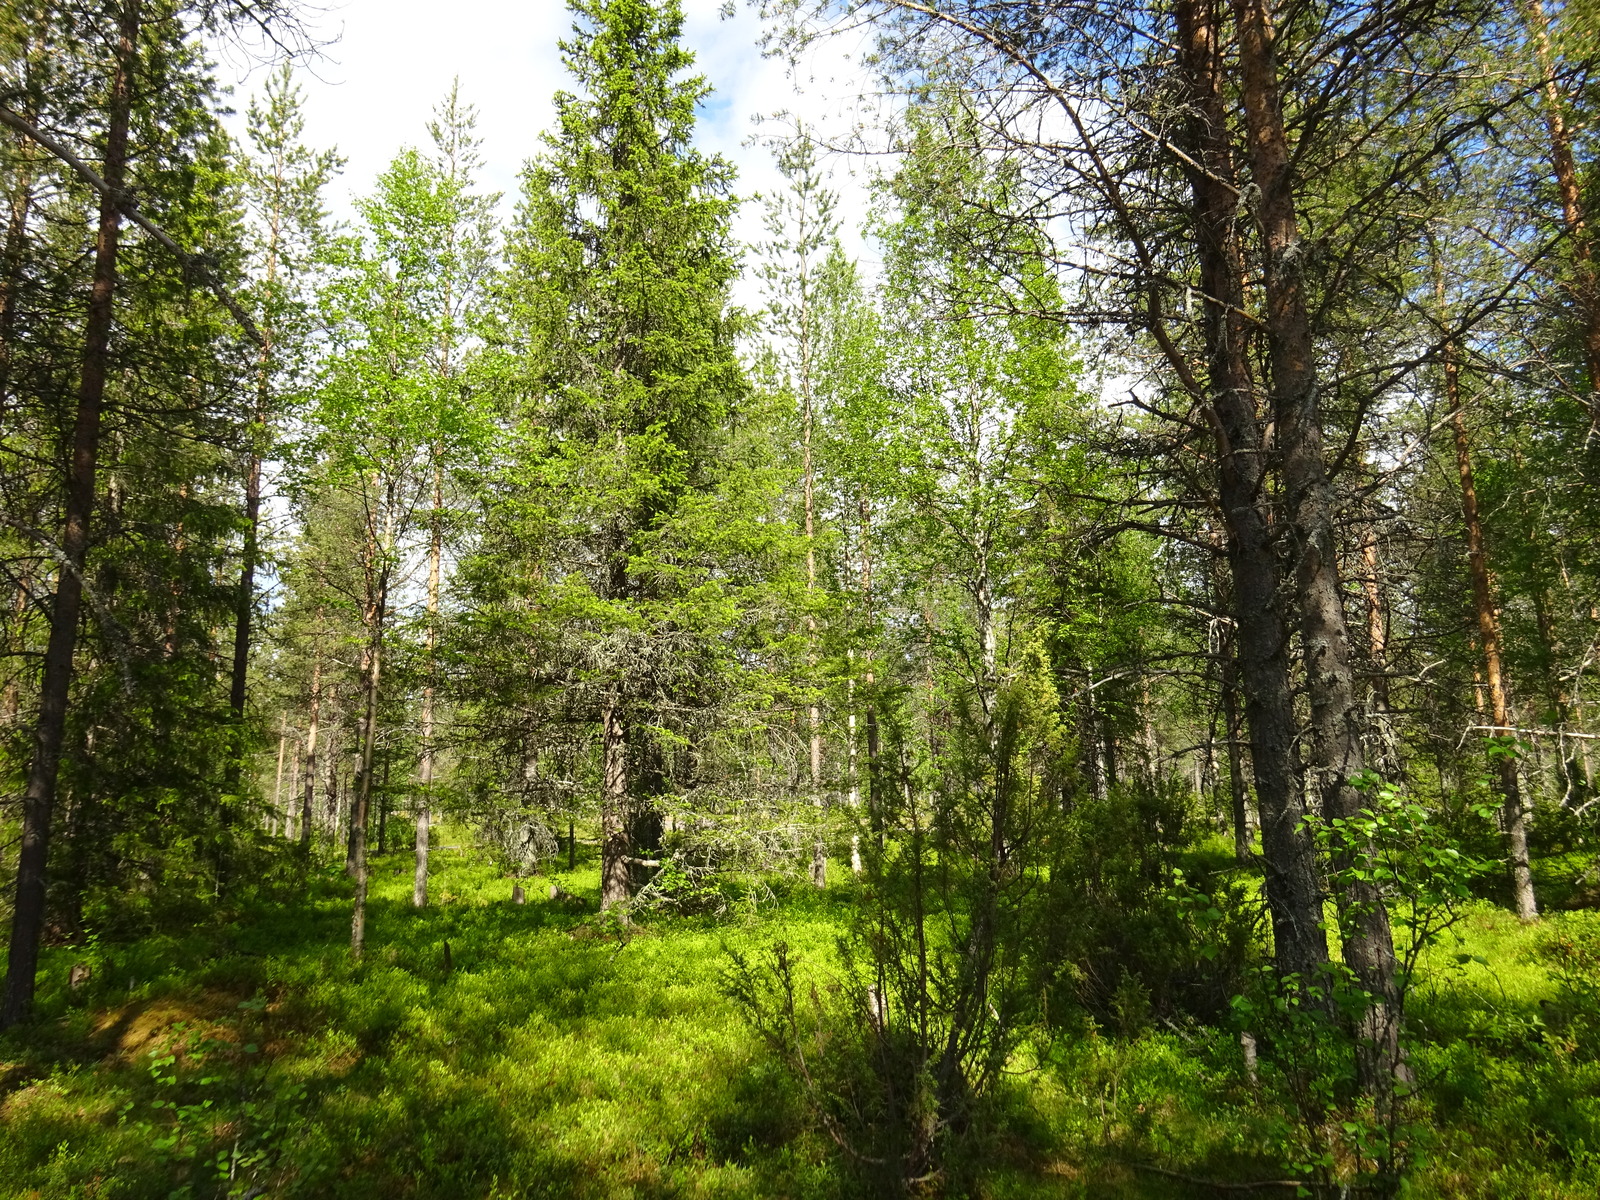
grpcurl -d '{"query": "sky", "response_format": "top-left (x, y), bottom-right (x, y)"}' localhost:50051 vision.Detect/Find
top-left (214, 0), bottom-right (883, 304)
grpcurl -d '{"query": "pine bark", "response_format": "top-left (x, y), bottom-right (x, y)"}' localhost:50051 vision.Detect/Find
top-left (1, 0), bottom-right (140, 1029)
top-left (1445, 335), bottom-right (1538, 921)
top-left (1230, 0), bottom-right (1401, 1087)
top-left (1526, 0), bottom-right (1600, 410)
top-left (1174, 0), bottom-right (1328, 986)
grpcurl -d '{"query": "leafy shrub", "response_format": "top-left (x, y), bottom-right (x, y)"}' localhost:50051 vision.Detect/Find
top-left (1545, 913), bottom-right (1600, 1057)
top-left (1039, 774), bottom-right (1260, 1028)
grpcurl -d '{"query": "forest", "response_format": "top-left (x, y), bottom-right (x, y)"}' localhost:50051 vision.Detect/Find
top-left (1, 0), bottom-right (1598, 1196)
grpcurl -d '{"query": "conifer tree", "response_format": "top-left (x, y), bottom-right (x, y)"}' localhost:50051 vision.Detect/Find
top-left (231, 63), bottom-right (340, 761)
top-left (496, 0), bottom-right (750, 910)
top-left (1, 0), bottom-right (299, 1028)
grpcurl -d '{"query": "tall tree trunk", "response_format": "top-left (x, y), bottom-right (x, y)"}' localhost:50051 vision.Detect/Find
top-left (1174, 0), bottom-right (1329, 988)
top-left (1232, 0), bottom-right (1402, 1089)
top-left (975, 546), bottom-right (997, 733)
top-left (1445, 328), bottom-right (1538, 921)
top-left (325, 732), bottom-right (339, 838)
top-left (1, 0), bottom-right (139, 1030)
top-left (1526, 0), bottom-right (1600, 417)
top-left (228, 132), bottom-right (287, 742)
top-left (859, 495), bottom-right (882, 844)
top-left (350, 621), bottom-right (382, 959)
top-left (286, 742), bottom-right (300, 841)
top-left (300, 646), bottom-right (321, 855)
top-left (803, 354), bottom-right (826, 888)
top-left (1081, 674), bottom-right (1107, 804)
top-left (377, 754), bottom-right (389, 855)
top-left (225, 361), bottom-right (269, 776)
top-left (271, 712), bottom-right (287, 835)
top-left (600, 694), bottom-right (630, 910)
top-left (414, 465), bottom-right (442, 907)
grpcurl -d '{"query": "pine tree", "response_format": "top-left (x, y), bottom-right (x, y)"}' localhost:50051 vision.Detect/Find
top-left (230, 63), bottom-right (340, 772)
top-left (1, 0), bottom-right (292, 1028)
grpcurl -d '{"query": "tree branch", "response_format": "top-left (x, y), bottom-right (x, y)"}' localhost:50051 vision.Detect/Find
top-left (0, 105), bottom-right (264, 347)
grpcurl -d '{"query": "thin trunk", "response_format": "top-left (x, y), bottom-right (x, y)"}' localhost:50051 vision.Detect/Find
top-left (2, 1), bottom-right (139, 1030)
top-left (847, 651), bottom-right (858, 806)
top-left (350, 623), bottom-right (381, 959)
top-left (345, 749), bottom-right (359, 875)
top-left (377, 755), bottom-right (389, 856)
top-left (1175, 0), bottom-right (1328, 989)
top-left (975, 551), bottom-right (997, 737)
top-left (1361, 527), bottom-right (1400, 777)
top-left (847, 650), bottom-right (861, 873)
top-left (414, 465), bottom-right (442, 907)
top-left (1233, 0), bottom-right (1400, 1086)
top-left (300, 647), bottom-right (321, 855)
top-left (326, 734), bottom-right (339, 838)
top-left (229, 138), bottom-right (287, 736)
top-left (1445, 324), bottom-right (1538, 921)
top-left (286, 743), bottom-right (300, 842)
top-left (1083, 677), bottom-right (1108, 805)
top-left (226, 377), bottom-right (267, 762)
top-left (804, 348), bottom-right (825, 889)
top-left (271, 713), bottom-right (287, 835)
top-left (353, 497), bottom-right (392, 950)
top-left (600, 695), bottom-right (630, 910)
top-left (1221, 640), bottom-right (1252, 862)
top-left (1139, 673), bottom-right (1159, 788)
top-left (1532, 585), bottom-right (1582, 802)
top-left (860, 495), bottom-right (882, 843)
top-left (4, 569), bottom-right (32, 727)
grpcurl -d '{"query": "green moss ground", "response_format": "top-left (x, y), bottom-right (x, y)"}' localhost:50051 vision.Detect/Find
top-left (1, 839), bottom-right (1595, 1198)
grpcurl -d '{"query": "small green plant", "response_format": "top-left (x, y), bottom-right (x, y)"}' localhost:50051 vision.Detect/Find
top-left (1247, 773), bottom-right (1496, 1194)
top-left (111, 995), bottom-right (306, 1199)
top-left (1545, 915), bottom-right (1600, 1058)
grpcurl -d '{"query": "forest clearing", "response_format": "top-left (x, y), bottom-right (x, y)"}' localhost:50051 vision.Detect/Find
top-left (2, 0), bottom-right (1600, 1196)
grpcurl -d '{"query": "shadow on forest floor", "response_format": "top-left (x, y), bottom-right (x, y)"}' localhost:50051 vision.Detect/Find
top-left (1, 840), bottom-right (1597, 1199)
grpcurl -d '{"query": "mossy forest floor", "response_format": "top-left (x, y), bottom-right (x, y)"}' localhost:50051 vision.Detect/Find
top-left (2, 835), bottom-right (1596, 1199)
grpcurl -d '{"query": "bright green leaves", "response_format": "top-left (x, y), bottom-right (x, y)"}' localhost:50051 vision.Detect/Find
top-left (1320, 772), bottom-right (1493, 969)
top-left (301, 88), bottom-right (498, 513)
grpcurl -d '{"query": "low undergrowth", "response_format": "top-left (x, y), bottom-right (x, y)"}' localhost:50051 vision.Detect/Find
top-left (1, 839), bottom-right (1596, 1199)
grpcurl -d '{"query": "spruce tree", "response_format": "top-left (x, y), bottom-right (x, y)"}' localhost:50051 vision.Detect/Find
top-left (496, 0), bottom-right (749, 910)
